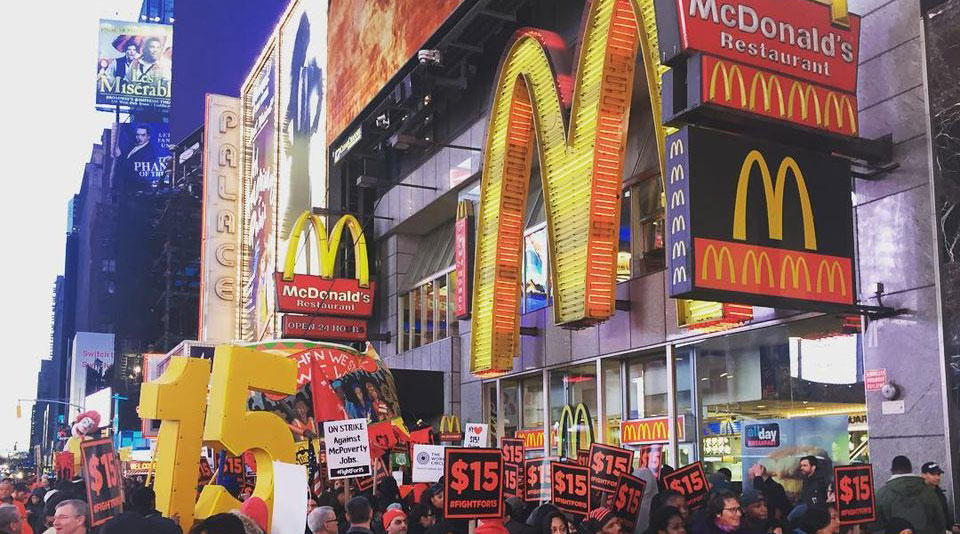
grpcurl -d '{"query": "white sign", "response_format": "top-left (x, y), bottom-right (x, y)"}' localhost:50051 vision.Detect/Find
top-left (464, 423), bottom-right (489, 448)
top-left (83, 387), bottom-right (112, 429)
top-left (324, 418), bottom-right (371, 479)
top-left (881, 400), bottom-right (905, 415)
top-left (69, 332), bottom-right (115, 420)
top-left (412, 444), bottom-right (445, 483)
top-left (199, 94), bottom-right (241, 343)
top-left (271, 461), bottom-right (308, 534)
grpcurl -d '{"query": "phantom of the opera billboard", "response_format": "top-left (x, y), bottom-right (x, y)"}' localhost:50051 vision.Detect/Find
top-left (96, 20), bottom-right (172, 111)
top-left (113, 122), bottom-right (171, 189)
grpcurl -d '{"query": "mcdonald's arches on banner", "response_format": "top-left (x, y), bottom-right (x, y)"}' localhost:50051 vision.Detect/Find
top-left (665, 125), bottom-right (855, 310)
top-left (439, 415), bottom-right (463, 443)
top-left (621, 416), bottom-right (686, 445)
top-left (653, 0), bottom-right (861, 93)
top-left (557, 404), bottom-right (595, 459)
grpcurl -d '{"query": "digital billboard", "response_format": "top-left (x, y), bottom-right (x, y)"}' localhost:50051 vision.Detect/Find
top-left (241, 49), bottom-right (279, 342)
top-left (69, 333), bottom-right (115, 420)
top-left (113, 122), bottom-right (171, 189)
top-left (327, 0), bottom-right (463, 140)
top-left (96, 19), bottom-right (172, 111)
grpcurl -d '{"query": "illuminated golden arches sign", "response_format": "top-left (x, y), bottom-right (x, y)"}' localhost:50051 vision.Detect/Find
top-left (470, 0), bottom-right (670, 377)
top-left (557, 403), bottom-right (595, 459)
top-left (439, 414), bottom-right (463, 442)
top-left (733, 150), bottom-right (816, 250)
top-left (281, 211), bottom-right (369, 287)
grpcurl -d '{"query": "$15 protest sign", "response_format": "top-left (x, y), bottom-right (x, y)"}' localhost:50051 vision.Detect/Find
top-left (834, 464), bottom-right (876, 525)
top-left (662, 461), bottom-right (710, 509)
top-left (444, 448), bottom-right (504, 519)
top-left (81, 438), bottom-right (124, 527)
top-left (551, 461), bottom-right (590, 519)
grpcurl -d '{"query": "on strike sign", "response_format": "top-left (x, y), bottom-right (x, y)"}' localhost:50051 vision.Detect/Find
top-left (611, 473), bottom-right (647, 530)
top-left (662, 461), bottom-right (710, 509)
top-left (588, 443), bottom-right (633, 494)
top-left (80, 438), bottom-right (124, 526)
top-left (835, 464), bottom-right (877, 525)
top-left (444, 447), bottom-right (504, 519)
top-left (324, 418), bottom-right (372, 479)
top-left (551, 461), bottom-right (590, 519)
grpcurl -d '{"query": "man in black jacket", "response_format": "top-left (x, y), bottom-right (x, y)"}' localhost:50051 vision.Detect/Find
top-left (347, 497), bottom-right (376, 534)
top-left (921, 462), bottom-right (960, 534)
top-left (798, 456), bottom-right (829, 508)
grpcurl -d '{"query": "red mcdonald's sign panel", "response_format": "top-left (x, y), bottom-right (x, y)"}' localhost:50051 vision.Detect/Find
top-left (620, 416), bottom-right (686, 445)
top-left (455, 201), bottom-right (474, 319)
top-left (275, 274), bottom-right (375, 318)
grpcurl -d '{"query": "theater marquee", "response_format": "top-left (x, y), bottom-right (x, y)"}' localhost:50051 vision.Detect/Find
top-left (666, 125), bottom-right (854, 309)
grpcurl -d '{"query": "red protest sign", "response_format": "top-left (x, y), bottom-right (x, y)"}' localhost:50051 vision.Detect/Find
top-left (80, 438), bottom-right (124, 527)
top-left (662, 461), bottom-right (710, 509)
top-left (551, 461), bottom-right (590, 519)
top-left (835, 464), bottom-right (876, 525)
top-left (611, 473), bottom-right (648, 530)
top-left (588, 443), bottom-right (634, 494)
top-left (577, 449), bottom-right (590, 467)
top-left (524, 458), bottom-right (552, 504)
top-left (501, 437), bottom-right (525, 466)
top-left (355, 457), bottom-right (389, 492)
top-left (444, 448), bottom-right (504, 519)
top-left (54, 452), bottom-right (75, 482)
top-left (504, 461), bottom-right (525, 500)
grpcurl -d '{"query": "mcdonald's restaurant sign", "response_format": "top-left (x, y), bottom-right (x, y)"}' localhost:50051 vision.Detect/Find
top-left (557, 404), bottom-right (595, 459)
top-left (666, 125), bottom-right (855, 310)
top-left (454, 200), bottom-right (474, 320)
top-left (620, 415), bottom-right (686, 445)
top-left (653, 0), bottom-right (861, 93)
top-left (439, 415), bottom-right (463, 443)
top-left (274, 211), bottom-right (375, 341)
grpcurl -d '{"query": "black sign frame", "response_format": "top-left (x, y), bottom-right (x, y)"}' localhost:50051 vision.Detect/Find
top-left (443, 447), bottom-right (504, 519)
top-left (80, 438), bottom-right (125, 527)
top-left (835, 464), bottom-right (877, 525)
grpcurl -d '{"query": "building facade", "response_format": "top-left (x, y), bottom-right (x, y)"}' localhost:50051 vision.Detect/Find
top-left (317, 0), bottom-right (960, 511)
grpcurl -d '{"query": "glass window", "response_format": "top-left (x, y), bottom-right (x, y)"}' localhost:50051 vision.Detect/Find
top-left (410, 288), bottom-right (421, 349)
top-left (437, 275), bottom-right (448, 340)
top-left (485, 382), bottom-right (498, 443)
top-left (521, 376), bottom-right (544, 430)
top-left (631, 176), bottom-right (665, 276)
top-left (549, 364), bottom-right (598, 457)
top-left (693, 317), bottom-right (866, 492)
top-left (602, 360), bottom-right (623, 446)
top-left (397, 269), bottom-right (456, 353)
top-left (398, 293), bottom-right (409, 352)
top-left (618, 190), bottom-right (632, 282)
top-left (523, 226), bottom-right (549, 313)
top-left (626, 355), bottom-right (668, 420)
top-left (447, 270), bottom-right (457, 332)
top-left (503, 381), bottom-right (520, 439)
top-left (422, 280), bottom-right (434, 345)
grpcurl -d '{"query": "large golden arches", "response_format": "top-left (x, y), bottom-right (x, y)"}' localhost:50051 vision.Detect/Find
top-left (470, 0), bottom-right (668, 376)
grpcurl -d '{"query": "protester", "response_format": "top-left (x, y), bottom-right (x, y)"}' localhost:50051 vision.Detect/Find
top-left (874, 456), bottom-right (945, 534)
top-left (408, 504), bottom-right (435, 534)
top-left (692, 490), bottom-right (744, 534)
top-left (645, 506), bottom-right (686, 534)
top-left (128, 486), bottom-right (182, 534)
top-left (189, 513), bottom-right (246, 534)
top-left (885, 518), bottom-right (915, 534)
top-left (384, 510), bottom-right (408, 534)
top-left (504, 497), bottom-right (528, 534)
top-left (739, 489), bottom-right (780, 534)
top-left (0, 483), bottom-right (13, 506)
top-left (99, 512), bottom-right (152, 534)
top-left (652, 491), bottom-right (691, 528)
top-left (746, 464), bottom-right (789, 522)
top-left (347, 497), bottom-right (375, 534)
top-left (798, 457), bottom-right (829, 508)
top-left (792, 507), bottom-right (832, 534)
top-left (920, 462), bottom-right (958, 533)
top-left (525, 504), bottom-right (569, 534)
top-left (307, 506), bottom-right (339, 534)
top-left (633, 468), bottom-right (660, 534)
top-left (26, 490), bottom-right (43, 534)
top-left (10, 484), bottom-right (31, 534)
top-left (584, 507), bottom-right (620, 534)
top-left (0, 504), bottom-right (20, 534)
top-left (51, 500), bottom-right (87, 534)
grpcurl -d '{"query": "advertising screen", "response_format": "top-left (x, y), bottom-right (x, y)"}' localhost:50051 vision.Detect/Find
top-left (96, 20), bottom-right (172, 111)
top-left (69, 333), bottom-right (115, 421)
top-left (242, 51), bottom-right (279, 342)
top-left (327, 0), bottom-right (463, 141)
top-left (113, 122), bottom-right (170, 190)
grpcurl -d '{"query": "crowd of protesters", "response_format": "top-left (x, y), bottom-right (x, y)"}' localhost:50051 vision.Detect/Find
top-left (3, 452), bottom-right (956, 534)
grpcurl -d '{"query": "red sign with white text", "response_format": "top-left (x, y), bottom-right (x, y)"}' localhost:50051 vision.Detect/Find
top-left (454, 215), bottom-right (473, 319)
top-left (81, 438), bottom-right (124, 527)
top-left (660, 0), bottom-right (861, 92)
top-left (281, 314), bottom-right (367, 342)
top-left (274, 273), bottom-right (375, 317)
top-left (662, 461), bottom-right (711, 509)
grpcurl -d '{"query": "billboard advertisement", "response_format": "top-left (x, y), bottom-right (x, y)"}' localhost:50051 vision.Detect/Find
top-left (241, 50), bottom-right (279, 342)
top-left (327, 0), bottom-right (463, 140)
top-left (247, 341), bottom-right (401, 443)
top-left (279, 0), bottom-right (328, 237)
top-left (199, 94), bottom-right (241, 342)
top-left (69, 332), bottom-right (115, 420)
top-left (96, 19), bottom-right (172, 111)
top-left (665, 125), bottom-right (854, 310)
top-left (741, 415), bottom-right (849, 502)
top-left (113, 122), bottom-right (170, 190)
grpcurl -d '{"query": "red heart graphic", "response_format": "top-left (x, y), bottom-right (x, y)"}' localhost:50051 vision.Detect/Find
top-left (473, 426), bottom-right (483, 435)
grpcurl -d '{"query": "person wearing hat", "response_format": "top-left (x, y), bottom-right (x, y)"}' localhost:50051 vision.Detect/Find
top-left (584, 507), bottom-right (620, 534)
top-left (739, 489), bottom-right (780, 534)
top-left (920, 462), bottom-right (959, 534)
top-left (383, 510), bottom-right (408, 534)
top-left (874, 456), bottom-right (945, 534)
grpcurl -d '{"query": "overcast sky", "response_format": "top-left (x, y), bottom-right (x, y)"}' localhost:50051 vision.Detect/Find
top-left (0, 0), bottom-right (139, 453)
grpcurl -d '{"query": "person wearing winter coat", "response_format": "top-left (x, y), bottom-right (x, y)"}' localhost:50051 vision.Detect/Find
top-left (873, 456), bottom-right (945, 534)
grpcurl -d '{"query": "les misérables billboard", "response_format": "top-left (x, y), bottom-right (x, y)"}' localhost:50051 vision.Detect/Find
top-left (96, 20), bottom-right (172, 111)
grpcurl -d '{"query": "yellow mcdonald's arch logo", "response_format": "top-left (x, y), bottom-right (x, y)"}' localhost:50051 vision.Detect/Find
top-left (788, 82), bottom-right (822, 124)
top-left (700, 244), bottom-right (736, 283)
top-left (469, 0), bottom-right (669, 377)
top-left (816, 259), bottom-right (848, 296)
top-left (557, 403), bottom-right (594, 459)
top-left (439, 415), bottom-right (461, 435)
top-left (733, 151), bottom-right (817, 251)
top-left (825, 92), bottom-right (857, 131)
top-left (749, 72), bottom-right (785, 116)
top-left (620, 415), bottom-right (685, 444)
top-left (709, 61), bottom-right (746, 107)
top-left (280, 211), bottom-right (370, 287)
top-left (741, 249), bottom-right (774, 287)
top-left (780, 255), bottom-right (812, 291)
